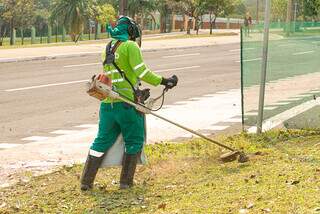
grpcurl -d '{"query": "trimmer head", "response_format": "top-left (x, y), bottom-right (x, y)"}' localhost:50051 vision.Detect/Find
top-left (219, 151), bottom-right (249, 163)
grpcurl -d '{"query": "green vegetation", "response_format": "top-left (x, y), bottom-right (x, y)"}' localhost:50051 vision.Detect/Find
top-left (0, 0), bottom-right (250, 47)
top-left (1, 130), bottom-right (320, 213)
top-left (0, 32), bottom-right (237, 50)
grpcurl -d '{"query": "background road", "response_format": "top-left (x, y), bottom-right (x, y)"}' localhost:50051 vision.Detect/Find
top-left (0, 43), bottom-right (241, 147)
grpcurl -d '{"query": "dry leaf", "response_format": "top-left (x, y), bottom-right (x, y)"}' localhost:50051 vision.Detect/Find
top-left (158, 203), bottom-right (166, 209)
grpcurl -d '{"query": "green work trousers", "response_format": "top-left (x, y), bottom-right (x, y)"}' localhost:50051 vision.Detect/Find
top-left (90, 102), bottom-right (145, 155)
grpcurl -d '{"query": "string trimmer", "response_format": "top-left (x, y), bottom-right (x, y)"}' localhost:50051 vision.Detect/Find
top-left (87, 75), bottom-right (249, 163)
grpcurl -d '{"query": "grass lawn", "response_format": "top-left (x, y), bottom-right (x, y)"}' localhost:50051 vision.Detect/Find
top-left (0, 130), bottom-right (320, 213)
top-left (0, 32), bottom-right (238, 50)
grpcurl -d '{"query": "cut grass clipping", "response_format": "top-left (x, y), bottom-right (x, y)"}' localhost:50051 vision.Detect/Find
top-left (1, 129), bottom-right (320, 213)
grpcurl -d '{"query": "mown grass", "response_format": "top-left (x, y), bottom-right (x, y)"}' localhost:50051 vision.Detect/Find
top-left (0, 32), bottom-right (237, 50)
top-left (1, 130), bottom-right (320, 213)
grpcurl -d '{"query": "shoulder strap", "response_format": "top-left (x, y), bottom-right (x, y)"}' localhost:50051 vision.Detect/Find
top-left (104, 40), bottom-right (139, 101)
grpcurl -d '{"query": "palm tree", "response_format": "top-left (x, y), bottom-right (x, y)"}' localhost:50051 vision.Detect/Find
top-left (50, 0), bottom-right (92, 42)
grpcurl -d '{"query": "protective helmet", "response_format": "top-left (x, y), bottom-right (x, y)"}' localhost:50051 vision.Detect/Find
top-left (118, 16), bottom-right (142, 47)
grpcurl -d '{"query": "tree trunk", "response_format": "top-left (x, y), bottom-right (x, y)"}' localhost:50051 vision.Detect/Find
top-left (212, 16), bottom-right (217, 32)
top-left (148, 13), bottom-right (157, 30)
top-left (140, 11), bottom-right (144, 30)
top-left (10, 19), bottom-right (14, 45)
top-left (286, 0), bottom-right (293, 36)
top-left (160, 11), bottom-right (166, 33)
top-left (187, 17), bottom-right (192, 34)
top-left (21, 28), bottom-right (24, 45)
top-left (94, 21), bottom-right (98, 40)
top-left (209, 12), bottom-right (213, 35)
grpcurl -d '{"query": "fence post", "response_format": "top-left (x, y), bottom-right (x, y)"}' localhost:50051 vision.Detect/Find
top-left (31, 26), bottom-right (36, 44)
top-left (97, 23), bottom-right (101, 39)
top-left (227, 18), bottom-right (230, 29)
top-left (62, 27), bottom-right (66, 42)
top-left (11, 28), bottom-right (16, 45)
top-left (47, 25), bottom-right (52, 43)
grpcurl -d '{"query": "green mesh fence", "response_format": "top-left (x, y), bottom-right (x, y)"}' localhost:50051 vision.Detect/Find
top-left (241, 21), bottom-right (320, 132)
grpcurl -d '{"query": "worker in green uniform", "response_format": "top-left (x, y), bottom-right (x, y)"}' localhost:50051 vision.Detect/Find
top-left (81, 16), bottom-right (178, 191)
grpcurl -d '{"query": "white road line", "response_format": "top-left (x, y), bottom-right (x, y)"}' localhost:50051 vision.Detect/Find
top-left (188, 97), bottom-right (203, 101)
top-left (284, 97), bottom-right (302, 101)
top-left (292, 51), bottom-right (315, 55)
top-left (236, 58), bottom-right (261, 63)
top-left (224, 118), bottom-right (242, 123)
top-left (278, 44), bottom-right (295, 47)
top-left (203, 94), bottom-right (216, 97)
top-left (162, 53), bottom-right (200, 58)
top-left (245, 112), bottom-right (258, 116)
top-left (209, 125), bottom-right (230, 130)
top-left (64, 63), bottom-right (100, 68)
top-left (181, 133), bottom-right (193, 138)
top-left (21, 136), bottom-right (50, 141)
top-left (75, 124), bottom-right (98, 128)
top-left (0, 143), bottom-right (20, 149)
top-left (154, 65), bottom-right (200, 73)
top-left (174, 101), bottom-right (190, 105)
top-left (51, 130), bottom-right (79, 135)
top-left (276, 102), bottom-right (291, 105)
top-left (4, 66), bottom-right (200, 92)
top-left (264, 106), bottom-right (278, 110)
top-left (5, 80), bottom-right (88, 92)
top-left (229, 48), bottom-right (255, 52)
top-left (248, 99), bottom-right (320, 133)
top-left (294, 94), bottom-right (312, 98)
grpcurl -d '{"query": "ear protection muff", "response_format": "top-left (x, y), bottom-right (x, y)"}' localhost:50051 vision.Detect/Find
top-left (119, 16), bottom-right (141, 41)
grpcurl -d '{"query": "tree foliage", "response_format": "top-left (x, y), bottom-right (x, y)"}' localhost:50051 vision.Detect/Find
top-left (303, 0), bottom-right (320, 19)
top-left (1, 0), bottom-right (36, 44)
top-left (50, 0), bottom-right (93, 42)
top-left (203, 0), bottom-right (235, 34)
top-left (272, 0), bottom-right (288, 21)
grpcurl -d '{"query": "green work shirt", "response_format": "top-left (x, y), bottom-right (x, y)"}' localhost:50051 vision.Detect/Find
top-left (101, 40), bottom-right (162, 103)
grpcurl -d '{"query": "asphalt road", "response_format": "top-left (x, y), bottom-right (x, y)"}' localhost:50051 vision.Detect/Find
top-left (0, 43), bottom-right (240, 146)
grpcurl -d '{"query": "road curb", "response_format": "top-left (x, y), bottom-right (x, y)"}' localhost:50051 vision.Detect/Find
top-left (0, 42), bottom-right (239, 64)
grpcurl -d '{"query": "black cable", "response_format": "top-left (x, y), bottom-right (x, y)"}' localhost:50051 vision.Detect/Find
top-left (150, 88), bottom-right (167, 112)
top-left (116, 87), bottom-right (168, 112)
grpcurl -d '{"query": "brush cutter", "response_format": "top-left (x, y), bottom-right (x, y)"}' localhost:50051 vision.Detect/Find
top-left (87, 76), bottom-right (249, 163)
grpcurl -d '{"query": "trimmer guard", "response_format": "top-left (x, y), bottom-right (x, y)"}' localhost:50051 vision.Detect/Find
top-left (100, 115), bottom-right (148, 168)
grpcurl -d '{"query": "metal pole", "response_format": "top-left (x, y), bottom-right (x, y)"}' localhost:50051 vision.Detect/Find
top-left (256, 0), bottom-right (271, 134)
top-left (240, 27), bottom-right (245, 132)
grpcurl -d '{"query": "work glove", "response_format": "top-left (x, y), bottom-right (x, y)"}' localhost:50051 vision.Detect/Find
top-left (161, 75), bottom-right (178, 89)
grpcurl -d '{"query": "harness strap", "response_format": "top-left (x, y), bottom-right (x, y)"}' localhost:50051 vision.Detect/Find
top-left (104, 40), bottom-right (138, 101)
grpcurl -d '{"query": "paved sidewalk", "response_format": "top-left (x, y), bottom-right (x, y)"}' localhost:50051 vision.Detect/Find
top-left (0, 31), bottom-right (240, 63)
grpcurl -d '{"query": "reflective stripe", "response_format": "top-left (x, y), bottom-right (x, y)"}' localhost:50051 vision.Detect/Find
top-left (89, 149), bottom-right (104, 157)
top-left (105, 69), bottom-right (118, 75)
top-left (139, 69), bottom-right (149, 78)
top-left (112, 78), bottom-right (124, 83)
top-left (134, 63), bottom-right (145, 70)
